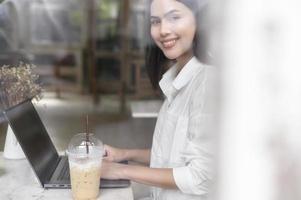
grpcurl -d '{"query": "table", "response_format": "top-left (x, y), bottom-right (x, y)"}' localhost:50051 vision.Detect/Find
top-left (0, 153), bottom-right (133, 200)
top-left (130, 100), bottom-right (162, 118)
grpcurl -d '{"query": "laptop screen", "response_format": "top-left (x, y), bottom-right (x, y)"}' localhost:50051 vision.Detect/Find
top-left (4, 100), bottom-right (59, 185)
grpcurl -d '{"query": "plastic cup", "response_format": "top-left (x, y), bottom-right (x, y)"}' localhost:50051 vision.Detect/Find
top-left (66, 133), bottom-right (104, 200)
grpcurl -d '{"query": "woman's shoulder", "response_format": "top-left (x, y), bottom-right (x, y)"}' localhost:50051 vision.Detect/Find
top-left (190, 63), bottom-right (218, 113)
top-left (192, 62), bottom-right (218, 92)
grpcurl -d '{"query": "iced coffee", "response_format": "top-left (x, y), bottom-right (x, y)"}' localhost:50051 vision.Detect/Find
top-left (67, 133), bottom-right (104, 200)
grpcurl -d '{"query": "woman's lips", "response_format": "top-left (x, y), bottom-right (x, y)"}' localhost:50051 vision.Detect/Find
top-left (162, 39), bottom-right (177, 49)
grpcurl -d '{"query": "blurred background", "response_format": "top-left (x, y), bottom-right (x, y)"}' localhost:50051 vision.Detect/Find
top-left (0, 0), bottom-right (158, 198)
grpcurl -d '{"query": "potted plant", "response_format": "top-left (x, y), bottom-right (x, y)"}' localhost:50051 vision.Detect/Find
top-left (0, 63), bottom-right (42, 159)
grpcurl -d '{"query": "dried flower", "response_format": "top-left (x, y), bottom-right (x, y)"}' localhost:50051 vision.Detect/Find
top-left (0, 63), bottom-right (43, 111)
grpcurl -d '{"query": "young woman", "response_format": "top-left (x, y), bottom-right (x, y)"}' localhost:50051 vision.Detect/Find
top-left (101, 0), bottom-right (215, 199)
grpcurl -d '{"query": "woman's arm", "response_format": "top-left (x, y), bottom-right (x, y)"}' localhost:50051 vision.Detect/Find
top-left (104, 145), bottom-right (151, 165)
top-left (124, 149), bottom-right (151, 165)
top-left (101, 161), bottom-right (177, 189)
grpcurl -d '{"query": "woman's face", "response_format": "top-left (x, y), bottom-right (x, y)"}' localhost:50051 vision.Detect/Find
top-left (150, 0), bottom-right (196, 62)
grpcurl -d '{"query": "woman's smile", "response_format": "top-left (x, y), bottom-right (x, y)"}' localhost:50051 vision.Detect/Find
top-left (161, 38), bottom-right (178, 49)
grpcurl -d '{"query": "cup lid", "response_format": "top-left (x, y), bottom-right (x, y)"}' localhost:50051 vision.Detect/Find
top-left (66, 133), bottom-right (104, 158)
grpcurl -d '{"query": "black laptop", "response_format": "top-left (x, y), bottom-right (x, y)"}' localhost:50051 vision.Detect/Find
top-left (3, 100), bottom-right (130, 189)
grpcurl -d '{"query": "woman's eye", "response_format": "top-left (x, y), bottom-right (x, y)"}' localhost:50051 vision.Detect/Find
top-left (167, 15), bottom-right (181, 22)
top-left (150, 19), bottom-right (161, 26)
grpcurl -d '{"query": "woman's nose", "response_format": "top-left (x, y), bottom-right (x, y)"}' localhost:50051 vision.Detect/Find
top-left (160, 20), bottom-right (171, 36)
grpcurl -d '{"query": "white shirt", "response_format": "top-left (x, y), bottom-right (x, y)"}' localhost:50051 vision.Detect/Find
top-left (150, 57), bottom-right (216, 200)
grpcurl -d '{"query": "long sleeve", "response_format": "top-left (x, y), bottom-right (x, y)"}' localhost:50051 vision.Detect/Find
top-left (173, 66), bottom-right (217, 195)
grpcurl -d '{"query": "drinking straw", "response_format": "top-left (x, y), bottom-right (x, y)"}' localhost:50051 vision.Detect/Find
top-left (86, 115), bottom-right (89, 154)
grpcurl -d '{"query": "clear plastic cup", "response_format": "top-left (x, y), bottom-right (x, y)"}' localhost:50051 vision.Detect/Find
top-left (66, 133), bottom-right (104, 200)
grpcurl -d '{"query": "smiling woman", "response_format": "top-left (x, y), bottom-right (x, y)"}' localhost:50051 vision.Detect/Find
top-left (145, 0), bottom-right (210, 88)
top-left (150, 1), bottom-right (196, 65)
top-left (101, 1), bottom-right (215, 200)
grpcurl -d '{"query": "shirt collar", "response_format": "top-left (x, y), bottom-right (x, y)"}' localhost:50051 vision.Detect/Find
top-left (159, 56), bottom-right (203, 103)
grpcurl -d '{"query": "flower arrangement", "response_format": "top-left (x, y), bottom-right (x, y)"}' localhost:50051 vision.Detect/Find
top-left (0, 63), bottom-right (42, 111)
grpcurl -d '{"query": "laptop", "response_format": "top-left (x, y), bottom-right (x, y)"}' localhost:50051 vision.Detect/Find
top-left (3, 100), bottom-right (130, 189)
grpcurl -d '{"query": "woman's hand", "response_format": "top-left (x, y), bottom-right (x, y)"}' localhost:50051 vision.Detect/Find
top-left (104, 144), bottom-right (151, 165)
top-left (101, 160), bottom-right (126, 180)
top-left (103, 144), bottom-right (127, 162)
top-left (101, 160), bottom-right (177, 189)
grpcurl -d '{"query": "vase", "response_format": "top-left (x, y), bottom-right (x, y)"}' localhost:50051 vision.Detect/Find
top-left (3, 124), bottom-right (26, 159)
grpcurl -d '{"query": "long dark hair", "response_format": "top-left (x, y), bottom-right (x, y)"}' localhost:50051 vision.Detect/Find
top-left (145, 0), bottom-right (209, 88)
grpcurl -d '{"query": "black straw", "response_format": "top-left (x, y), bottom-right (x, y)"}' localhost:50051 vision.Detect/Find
top-left (85, 115), bottom-right (89, 154)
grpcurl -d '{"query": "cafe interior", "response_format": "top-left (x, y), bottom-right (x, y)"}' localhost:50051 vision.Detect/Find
top-left (0, 0), bottom-right (157, 199)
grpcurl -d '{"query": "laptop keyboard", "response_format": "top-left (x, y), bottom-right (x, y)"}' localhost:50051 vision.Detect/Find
top-left (58, 161), bottom-right (70, 181)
